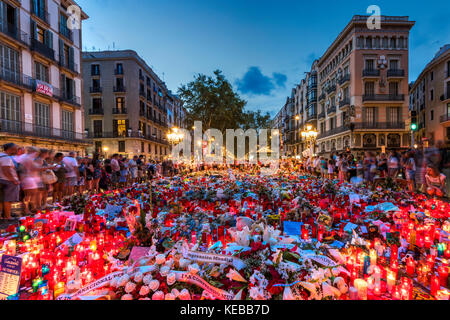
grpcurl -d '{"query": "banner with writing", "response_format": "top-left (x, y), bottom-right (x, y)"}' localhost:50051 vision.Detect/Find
top-left (185, 251), bottom-right (246, 270)
top-left (305, 255), bottom-right (338, 267)
top-left (56, 271), bottom-right (125, 300)
top-left (175, 272), bottom-right (235, 300)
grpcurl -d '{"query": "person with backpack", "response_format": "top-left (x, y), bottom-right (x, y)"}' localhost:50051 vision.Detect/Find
top-left (0, 143), bottom-right (20, 221)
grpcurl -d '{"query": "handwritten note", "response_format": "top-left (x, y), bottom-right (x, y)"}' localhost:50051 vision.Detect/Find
top-left (0, 255), bottom-right (22, 300)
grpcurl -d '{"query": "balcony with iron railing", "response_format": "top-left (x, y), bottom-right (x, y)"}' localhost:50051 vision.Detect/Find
top-left (319, 93), bottom-right (326, 101)
top-left (317, 125), bottom-right (350, 140)
top-left (90, 86), bottom-right (103, 93)
top-left (0, 68), bottom-right (34, 89)
top-left (55, 89), bottom-right (81, 107)
top-left (139, 90), bottom-right (146, 97)
top-left (59, 25), bottom-right (73, 42)
top-left (327, 105), bottom-right (337, 115)
top-left (441, 114), bottom-right (450, 124)
top-left (30, 38), bottom-right (55, 60)
top-left (59, 58), bottom-right (78, 73)
top-left (339, 98), bottom-right (351, 109)
top-left (0, 119), bottom-right (87, 143)
top-left (362, 94), bottom-right (405, 102)
top-left (89, 108), bottom-right (104, 115)
top-left (353, 122), bottom-right (405, 130)
top-left (87, 130), bottom-right (169, 145)
top-left (307, 113), bottom-right (317, 122)
top-left (440, 93), bottom-right (450, 101)
top-left (362, 69), bottom-right (380, 77)
top-left (113, 85), bottom-right (126, 92)
top-left (318, 111), bottom-right (325, 119)
top-left (338, 73), bottom-right (351, 85)
top-left (112, 108), bottom-right (128, 115)
top-left (387, 69), bottom-right (405, 77)
top-left (0, 23), bottom-right (30, 45)
top-left (327, 84), bottom-right (337, 94)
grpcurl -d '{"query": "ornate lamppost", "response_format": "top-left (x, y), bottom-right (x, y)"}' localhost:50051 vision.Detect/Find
top-left (301, 125), bottom-right (318, 159)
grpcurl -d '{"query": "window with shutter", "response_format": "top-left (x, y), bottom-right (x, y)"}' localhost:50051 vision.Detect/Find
top-left (62, 109), bottom-right (73, 132)
top-left (34, 101), bottom-right (50, 136)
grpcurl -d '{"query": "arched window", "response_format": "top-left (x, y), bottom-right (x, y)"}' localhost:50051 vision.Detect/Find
top-left (387, 134), bottom-right (401, 148)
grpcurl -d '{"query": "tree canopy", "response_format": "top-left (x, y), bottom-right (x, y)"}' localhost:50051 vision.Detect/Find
top-left (178, 70), bottom-right (271, 132)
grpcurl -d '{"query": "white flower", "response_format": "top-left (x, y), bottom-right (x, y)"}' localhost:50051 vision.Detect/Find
top-left (188, 263), bottom-right (200, 275)
top-left (179, 258), bottom-right (190, 269)
top-left (121, 294), bottom-right (133, 300)
top-left (171, 288), bottom-right (180, 298)
top-left (134, 272), bottom-right (144, 283)
top-left (165, 259), bottom-right (174, 268)
top-left (139, 285), bottom-right (150, 296)
top-left (152, 291), bottom-right (165, 300)
top-left (179, 289), bottom-right (191, 300)
top-left (118, 275), bottom-right (130, 287)
top-left (125, 282), bottom-right (136, 294)
top-left (165, 293), bottom-right (176, 300)
top-left (156, 254), bottom-right (166, 265)
top-left (149, 280), bottom-right (160, 292)
top-left (143, 274), bottom-right (153, 285)
top-left (160, 266), bottom-right (171, 277)
top-left (167, 273), bottom-right (177, 286)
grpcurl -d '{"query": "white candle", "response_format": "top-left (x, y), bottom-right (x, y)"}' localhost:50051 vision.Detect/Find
top-left (354, 279), bottom-right (368, 300)
top-left (387, 270), bottom-right (396, 293)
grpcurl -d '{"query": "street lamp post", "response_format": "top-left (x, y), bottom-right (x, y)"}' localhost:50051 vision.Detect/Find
top-left (167, 127), bottom-right (184, 161)
top-left (301, 125), bottom-right (318, 159)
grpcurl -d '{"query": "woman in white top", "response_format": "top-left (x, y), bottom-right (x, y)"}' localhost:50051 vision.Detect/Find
top-left (425, 166), bottom-right (446, 198)
top-left (388, 151), bottom-right (400, 178)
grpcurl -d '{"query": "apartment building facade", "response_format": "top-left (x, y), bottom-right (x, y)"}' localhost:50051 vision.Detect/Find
top-left (316, 15), bottom-right (414, 156)
top-left (275, 15), bottom-right (415, 158)
top-left (82, 50), bottom-right (178, 160)
top-left (167, 91), bottom-right (186, 130)
top-left (0, 0), bottom-right (89, 154)
top-left (410, 45), bottom-right (450, 146)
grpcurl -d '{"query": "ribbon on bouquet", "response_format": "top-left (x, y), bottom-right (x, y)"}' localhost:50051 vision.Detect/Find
top-left (184, 251), bottom-right (246, 270)
top-left (174, 271), bottom-right (235, 300)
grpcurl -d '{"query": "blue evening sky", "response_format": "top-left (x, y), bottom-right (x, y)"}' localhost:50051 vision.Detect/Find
top-left (77, 0), bottom-right (450, 116)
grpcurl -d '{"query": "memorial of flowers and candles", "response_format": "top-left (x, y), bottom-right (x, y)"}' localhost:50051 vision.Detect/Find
top-left (0, 171), bottom-right (449, 300)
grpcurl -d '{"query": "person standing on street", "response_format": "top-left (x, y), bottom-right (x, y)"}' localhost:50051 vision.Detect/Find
top-left (0, 143), bottom-right (20, 221)
top-left (63, 152), bottom-right (79, 197)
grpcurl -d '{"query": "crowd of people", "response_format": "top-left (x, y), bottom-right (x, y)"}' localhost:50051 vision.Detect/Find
top-left (1, 140), bottom-right (449, 221)
top-left (0, 144), bottom-right (182, 222)
top-left (302, 140), bottom-right (449, 198)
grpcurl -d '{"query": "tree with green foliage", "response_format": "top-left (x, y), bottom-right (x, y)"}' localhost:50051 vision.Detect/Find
top-left (178, 70), bottom-right (271, 132)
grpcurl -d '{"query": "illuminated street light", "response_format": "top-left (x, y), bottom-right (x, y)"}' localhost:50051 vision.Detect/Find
top-left (301, 125), bottom-right (318, 158)
top-left (167, 127), bottom-right (184, 144)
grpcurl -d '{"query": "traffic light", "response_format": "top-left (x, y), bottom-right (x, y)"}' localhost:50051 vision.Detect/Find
top-left (411, 111), bottom-right (417, 131)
